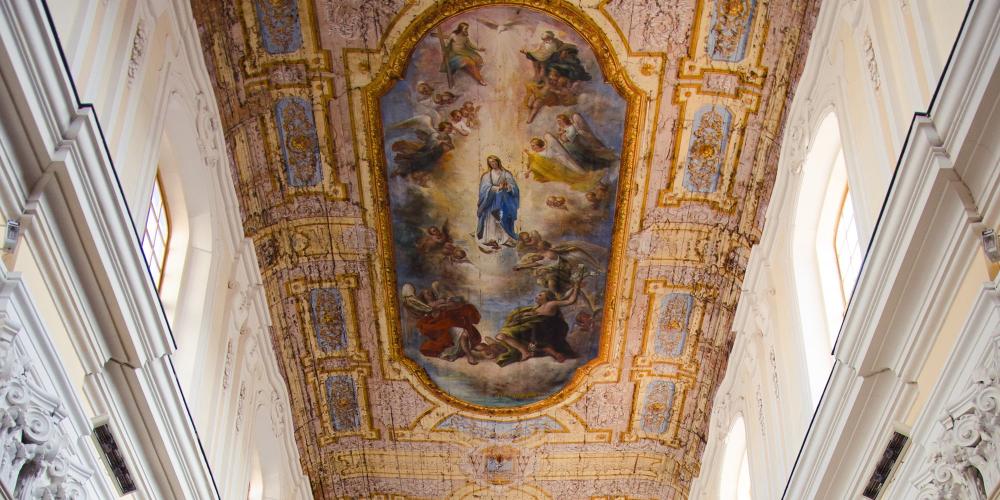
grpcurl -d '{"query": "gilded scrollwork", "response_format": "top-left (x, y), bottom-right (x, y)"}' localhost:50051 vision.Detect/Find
top-left (707, 0), bottom-right (757, 62)
top-left (357, 0), bottom-right (647, 418)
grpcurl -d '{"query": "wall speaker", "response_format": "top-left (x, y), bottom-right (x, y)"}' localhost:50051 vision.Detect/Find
top-left (2, 219), bottom-right (19, 252)
top-left (982, 229), bottom-right (1000, 263)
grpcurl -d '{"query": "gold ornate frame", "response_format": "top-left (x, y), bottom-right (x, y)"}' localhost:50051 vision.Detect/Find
top-left (360, 0), bottom-right (646, 416)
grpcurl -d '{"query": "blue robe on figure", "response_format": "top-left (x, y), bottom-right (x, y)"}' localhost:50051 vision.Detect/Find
top-left (476, 167), bottom-right (520, 243)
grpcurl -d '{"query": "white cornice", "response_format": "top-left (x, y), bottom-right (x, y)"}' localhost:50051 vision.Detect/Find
top-left (0, 0), bottom-right (220, 497)
top-left (784, 1), bottom-right (1000, 497)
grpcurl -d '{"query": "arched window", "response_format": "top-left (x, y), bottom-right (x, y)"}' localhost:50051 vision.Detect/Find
top-left (833, 188), bottom-right (862, 304)
top-left (718, 415), bottom-right (752, 500)
top-left (813, 147), bottom-right (850, 341)
top-left (792, 112), bottom-right (846, 402)
top-left (246, 448), bottom-right (263, 500)
top-left (141, 173), bottom-right (170, 290)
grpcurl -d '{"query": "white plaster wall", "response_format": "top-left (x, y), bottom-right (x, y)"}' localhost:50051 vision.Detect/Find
top-left (35, 0), bottom-right (309, 498)
top-left (691, 0), bottom-right (972, 498)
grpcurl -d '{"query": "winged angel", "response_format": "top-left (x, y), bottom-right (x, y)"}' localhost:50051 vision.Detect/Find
top-left (556, 112), bottom-right (618, 171)
top-left (388, 115), bottom-right (454, 182)
top-left (514, 241), bottom-right (603, 309)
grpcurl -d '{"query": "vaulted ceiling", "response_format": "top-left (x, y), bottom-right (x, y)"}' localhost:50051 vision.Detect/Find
top-left (190, 0), bottom-right (818, 497)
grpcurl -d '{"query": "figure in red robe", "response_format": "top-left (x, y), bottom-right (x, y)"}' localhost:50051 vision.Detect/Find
top-left (415, 298), bottom-right (483, 364)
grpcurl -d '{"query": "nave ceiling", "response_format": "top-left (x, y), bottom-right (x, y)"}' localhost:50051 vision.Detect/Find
top-left (189, 0), bottom-right (819, 497)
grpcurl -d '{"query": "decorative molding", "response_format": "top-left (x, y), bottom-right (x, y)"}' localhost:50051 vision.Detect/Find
top-left (194, 91), bottom-right (220, 159)
top-left (202, 0), bottom-right (809, 494)
top-left (270, 390), bottom-right (287, 436)
top-left (0, 326), bottom-right (88, 498)
top-left (916, 335), bottom-right (1000, 499)
top-left (0, 271), bottom-right (116, 499)
top-left (235, 382), bottom-right (247, 433)
top-left (0, 0), bottom-right (313, 498)
top-left (0, 0), bottom-right (306, 496)
top-left (784, 112), bottom-right (811, 175)
top-left (222, 339), bottom-right (234, 390)
top-left (862, 31), bottom-right (881, 90)
top-left (321, 0), bottom-right (404, 41)
top-left (127, 20), bottom-right (148, 87)
top-left (696, 1), bottom-right (995, 497)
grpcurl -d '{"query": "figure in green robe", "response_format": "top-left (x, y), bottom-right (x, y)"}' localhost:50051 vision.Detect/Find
top-left (495, 276), bottom-right (586, 366)
top-left (442, 22), bottom-right (487, 86)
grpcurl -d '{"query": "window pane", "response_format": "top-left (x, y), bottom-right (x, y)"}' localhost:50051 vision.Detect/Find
top-left (835, 190), bottom-right (862, 303)
top-left (141, 175), bottom-right (170, 290)
top-left (153, 236), bottom-right (165, 259)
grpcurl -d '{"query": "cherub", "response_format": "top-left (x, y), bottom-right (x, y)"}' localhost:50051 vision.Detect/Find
top-left (417, 221), bottom-right (452, 254)
top-left (433, 91), bottom-right (460, 106)
top-left (461, 101), bottom-right (481, 128)
top-left (449, 109), bottom-right (472, 136)
top-left (546, 195), bottom-right (568, 210)
top-left (586, 182), bottom-right (610, 209)
top-left (415, 81), bottom-right (435, 103)
top-left (390, 120), bottom-right (455, 184)
top-left (516, 230), bottom-right (547, 255)
top-left (446, 247), bottom-right (472, 265)
top-left (437, 120), bottom-right (455, 135)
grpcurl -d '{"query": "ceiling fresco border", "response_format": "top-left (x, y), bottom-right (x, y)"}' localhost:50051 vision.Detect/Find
top-left (351, 0), bottom-right (654, 417)
top-left (190, 0), bottom-right (820, 495)
top-left (390, 405), bottom-right (611, 448)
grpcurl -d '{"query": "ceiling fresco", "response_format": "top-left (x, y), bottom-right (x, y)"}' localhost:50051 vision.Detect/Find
top-left (190, 0), bottom-right (819, 497)
top-left (377, 6), bottom-right (635, 411)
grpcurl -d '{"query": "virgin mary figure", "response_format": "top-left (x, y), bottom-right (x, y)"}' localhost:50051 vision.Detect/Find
top-left (476, 156), bottom-right (519, 250)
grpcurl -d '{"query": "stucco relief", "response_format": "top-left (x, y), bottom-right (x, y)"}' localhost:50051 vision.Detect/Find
top-left (126, 20), bottom-right (147, 86)
top-left (918, 336), bottom-right (1000, 500)
top-left (0, 325), bottom-right (90, 498)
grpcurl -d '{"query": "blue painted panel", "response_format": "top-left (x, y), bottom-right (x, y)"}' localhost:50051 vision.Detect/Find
top-left (436, 415), bottom-right (561, 440)
top-left (252, 0), bottom-right (303, 54)
top-left (707, 0), bottom-right (757, 62)
top-left (275, 97), bottom-right (322, 187)
top-left (683, 105), bottom-right (732, 193)
top-left (654, 293), bottom-right (693, 357)
top-left (640, 380), bottom-right (676, 435)
top-left (325, 375), bottom-right (361, 432)
top-left (310, 288), bottom-right (347, 351)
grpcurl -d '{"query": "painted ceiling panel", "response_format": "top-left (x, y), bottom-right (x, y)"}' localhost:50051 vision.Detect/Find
top-left (190, 0), bottom-right (819, 498)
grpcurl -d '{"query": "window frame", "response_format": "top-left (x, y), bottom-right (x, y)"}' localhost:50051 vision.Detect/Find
top-left (718, 414), bottom-right (753, 500)
top-left (832, 187), bottom-right (862, 306)
top-left (141, 173), bottom-right (171, 291)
